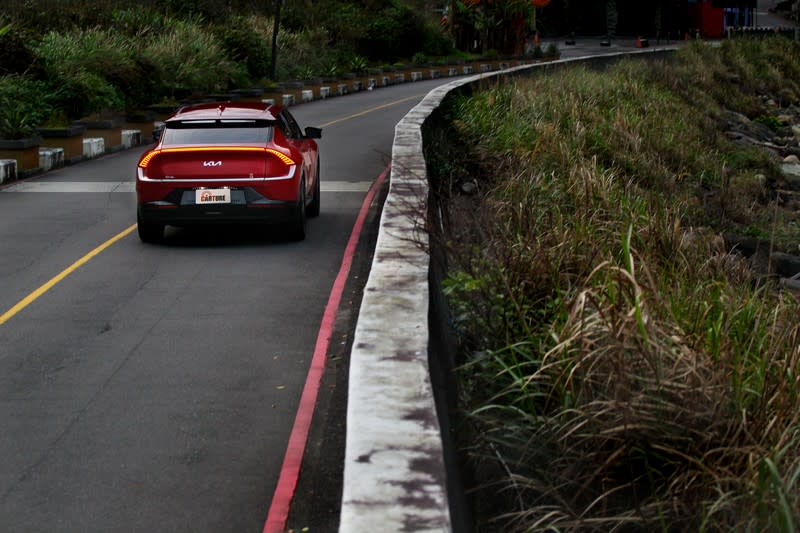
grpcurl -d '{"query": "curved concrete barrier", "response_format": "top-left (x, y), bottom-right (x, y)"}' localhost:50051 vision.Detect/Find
top-left (340, 48), bottom-right (677, 532)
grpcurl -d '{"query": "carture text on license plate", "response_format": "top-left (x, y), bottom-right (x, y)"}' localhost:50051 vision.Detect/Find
top-left (197, 189), bottom-right (231, 204)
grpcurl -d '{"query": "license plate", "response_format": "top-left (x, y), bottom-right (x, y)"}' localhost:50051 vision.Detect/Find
top-left (196, 188), bottom-right (231, 204)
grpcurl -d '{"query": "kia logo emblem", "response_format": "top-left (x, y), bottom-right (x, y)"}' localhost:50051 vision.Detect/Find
top-left (203, 161), bottom-right (222, 167)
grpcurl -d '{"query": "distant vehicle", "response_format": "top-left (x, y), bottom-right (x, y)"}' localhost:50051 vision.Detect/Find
top-left (135, 101), bottom-right (321, 243)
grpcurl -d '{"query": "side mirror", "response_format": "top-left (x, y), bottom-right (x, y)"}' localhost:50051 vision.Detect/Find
top-left (304, 126), bottom-right (322, 139)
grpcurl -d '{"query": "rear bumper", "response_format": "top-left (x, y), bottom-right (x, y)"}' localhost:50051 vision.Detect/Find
top-left (137, 186), bottom-right (296, 226)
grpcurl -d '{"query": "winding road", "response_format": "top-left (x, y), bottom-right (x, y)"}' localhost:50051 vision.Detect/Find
top-left (0, 78), bottom-right (450, 532)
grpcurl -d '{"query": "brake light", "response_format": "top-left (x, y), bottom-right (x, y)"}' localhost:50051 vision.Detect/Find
top-left (139, 150), bottom-right (159, 168)
top-left (138, 147), bottom-right (296, 168)
top-left (265, 149), bottom-right (295, 166)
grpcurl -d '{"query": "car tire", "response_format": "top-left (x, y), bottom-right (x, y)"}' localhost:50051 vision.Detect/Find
top-left (137, 212), bottom-right (164, 243)
top-left (308, 161), bottom-right (320, 218)
top-left (289, 177), bottom-right (307, 241)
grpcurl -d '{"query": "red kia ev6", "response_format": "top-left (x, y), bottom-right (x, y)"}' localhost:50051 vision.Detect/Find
top-left (136, 102), bottom-right (321, 242)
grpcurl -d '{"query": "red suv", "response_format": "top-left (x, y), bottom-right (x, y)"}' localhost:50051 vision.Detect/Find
top-left (136, 101), bottom-right (321, 243)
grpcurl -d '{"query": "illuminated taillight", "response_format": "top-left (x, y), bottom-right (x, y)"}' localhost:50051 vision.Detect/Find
top-left (266, 149), bottom-right (295, 166)
top-left (139, 150), bottom-right (160, 168)
top-left (137, 147), bottom-right (295, 168)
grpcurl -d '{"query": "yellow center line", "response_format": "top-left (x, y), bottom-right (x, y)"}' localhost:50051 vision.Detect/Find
top-left (0, 224), bottom-right (137, 327)
top-left (0, 95), bottom-right (426, 327)
top-left (320, 94), bottom-right (425, 128)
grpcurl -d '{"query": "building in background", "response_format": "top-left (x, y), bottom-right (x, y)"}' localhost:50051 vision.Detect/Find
top-left (534, 0), bottom-right (692, 39)
top-left (533, 0), bottom-right (759, 39)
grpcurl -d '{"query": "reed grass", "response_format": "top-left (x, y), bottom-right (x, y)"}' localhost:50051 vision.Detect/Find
top-left (430, 38), bottom-right (800, 531)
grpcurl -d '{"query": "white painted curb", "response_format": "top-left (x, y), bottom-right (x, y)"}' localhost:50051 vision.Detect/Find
top-left (38, 148), bottom-right (64, 172)
top-left (121, 129), bottom-right (141, 148)
top-left (0, 159), bottom-right (16, 184)
top-left (82, 138), bottom-right (104, 158)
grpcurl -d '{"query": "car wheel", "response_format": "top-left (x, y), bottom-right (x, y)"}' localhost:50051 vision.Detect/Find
top-left (137, 212), bottom-right (164, 243)
top-left (289, 177), bottom-right (307, 241)
top-left (308, 161), bottom-right (320, 218)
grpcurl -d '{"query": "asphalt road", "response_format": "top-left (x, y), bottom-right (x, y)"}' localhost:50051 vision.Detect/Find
top-left (0, 78), bottom-right (450, 532)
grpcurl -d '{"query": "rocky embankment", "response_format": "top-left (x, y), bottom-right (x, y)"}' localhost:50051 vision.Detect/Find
top-left (722, 99), bottom-right (800, 290)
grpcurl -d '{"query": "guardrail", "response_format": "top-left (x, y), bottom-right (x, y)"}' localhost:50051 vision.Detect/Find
top-left (339, 47), bottom-right (678, 532)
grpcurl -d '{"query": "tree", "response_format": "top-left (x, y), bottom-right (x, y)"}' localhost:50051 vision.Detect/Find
top-left (454, 0), bottom-right (534, 55)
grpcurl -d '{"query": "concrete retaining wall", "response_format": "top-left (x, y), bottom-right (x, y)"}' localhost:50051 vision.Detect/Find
top-left (340, 47), bottom-right (677, 533)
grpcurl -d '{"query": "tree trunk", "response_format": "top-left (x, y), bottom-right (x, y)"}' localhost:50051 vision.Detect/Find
top-left (482, 3), bottom-right (489, 54)
top-left (655, 0), bottom-right (663, 39)
top-left (606, 0), bottom-right (618, 40)
top-left (270, 0), bottom-right (282, 81)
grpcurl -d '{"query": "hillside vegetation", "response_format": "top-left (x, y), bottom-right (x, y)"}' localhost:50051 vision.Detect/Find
top-left (0, 0), bottom-right (451, 138)
top-left (428, 38), bottom-right (800, 531)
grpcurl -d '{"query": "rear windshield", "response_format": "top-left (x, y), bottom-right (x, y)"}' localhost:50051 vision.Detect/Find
top-left (162, 119), bottom-right (273, 145)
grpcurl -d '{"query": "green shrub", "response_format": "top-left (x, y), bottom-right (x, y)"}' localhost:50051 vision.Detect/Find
top-left (359, 1), bottom-right (441, 62)
top-left (282, 0), bottom-right (450, 63)
top-left (755, 113), bottom-right (783, 131)
top-left (7, 0), bottom-right (113, 33)
top-left (276, 27), bottom-right (338, 81)
top-left (421, 20), bottom-right (452, 57)
top-left (162, 0), bottom-right (269, 20)
top-left (0, 75), bottom-right (51, 139)
top-left (348, 54), bottom-right (368, 72)
top-left (322, 61), bottom-right (340, 80)
top-left (215, 15), bottom-right (271, 81)
top-left (0, 24), bottom-right (38, 76)
top-left (32, 28), bottom-right (133, 117)
top-left (110, 7), bottom-right (175, 39)
top-left (318, 2), bottom-right (364, 58)
top-left (142, 19), bottom-right (246, 97)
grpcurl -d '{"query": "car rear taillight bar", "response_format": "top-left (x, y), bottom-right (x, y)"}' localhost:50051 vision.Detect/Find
top-left (138, 147), bottom-right (296, 168)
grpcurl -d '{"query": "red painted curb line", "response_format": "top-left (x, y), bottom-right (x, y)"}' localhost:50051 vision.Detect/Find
top-left (262, 163), bottom-right (391, 533)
